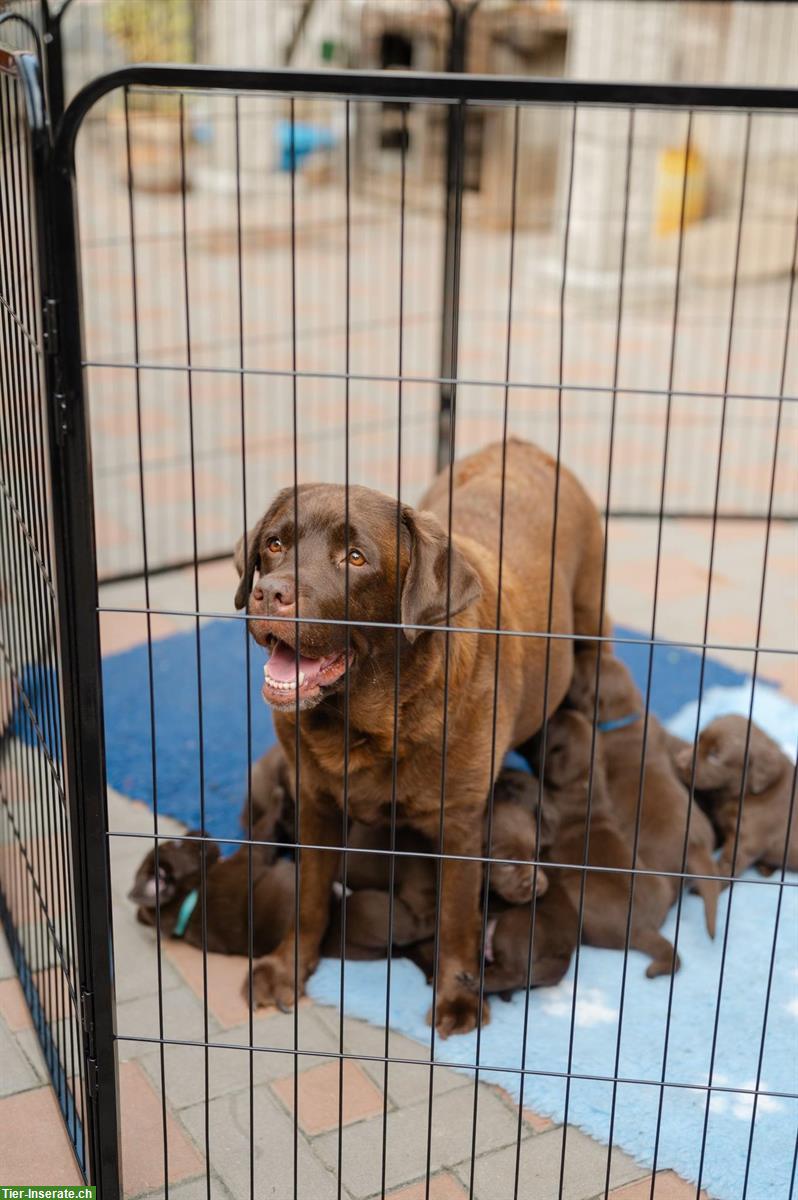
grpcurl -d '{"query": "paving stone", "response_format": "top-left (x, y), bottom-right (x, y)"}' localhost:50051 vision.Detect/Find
top-left (602, 1170), bottom-right (710, 1200)
top-left (313, 1008), bottom-right (468, 1109)
top-left (454, 1124), bottom-right (648, 1200)
top-left (0, 977), bottom-right (32, 1031)
top-left (179, 1082), bottom-right (349, 1200)
top-left (0, 1016), bottom-right (40, 1096)
top-left (119, 1060), bottom-right (205, 1198)
top-left (112, 902), bottom-right (184, 1004)
top-left (138, 1007), bottom-right (342, 1110)
top-left (0, 1085), bottom-right (83, 1184)
top-left (15, 1024), bottom-right (59, 1086)
top-left (489, 1083), bottom-right (557, 1134)
top-left (0, 928), bottom-right (15, 979)
top-left (116, 981), bottom-right (217, 1059)
top-left (272, 1058), bottom-right (386, 1135)
top-left (165, 1175), bottom-right (235, 1200)
top-left (384, 1173), bottom-right (468, 1199)
top-left (313, 1078), bottom-right (526, 1199)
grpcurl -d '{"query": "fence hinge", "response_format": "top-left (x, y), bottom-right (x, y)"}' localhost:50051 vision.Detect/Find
top-left (52, 392), bottom-right (70, 444)
top-left (43, 297), bottom-right (59, 356)
top-left (86, 1059), bottom-right (100, 1099)
top-left (81, 991), bottom-right (100, 1097)
top-left (80, 988), bottom-right (95, 1059)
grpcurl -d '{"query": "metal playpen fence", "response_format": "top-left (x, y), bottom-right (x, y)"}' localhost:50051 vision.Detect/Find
top-left (0, 20), bottom-right (796, 1200)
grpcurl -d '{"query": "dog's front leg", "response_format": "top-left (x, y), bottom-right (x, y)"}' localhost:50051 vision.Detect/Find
top-left (247, 796), bottom-right (340, 1012)
top-left (424, 812), bottom-right (489, 1038)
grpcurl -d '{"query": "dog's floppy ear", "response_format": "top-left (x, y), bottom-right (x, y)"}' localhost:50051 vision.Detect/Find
top-left (234, 517), bottom-right (266, 612)
top-left (400, 507), bottom-right (481, 644)
top-left (746, 735), bottom-right (784, 794)
top-left (184, 829), bottom-right (221, 869)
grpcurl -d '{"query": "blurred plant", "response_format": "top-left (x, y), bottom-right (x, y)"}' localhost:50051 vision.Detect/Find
top-left (105, 0), bottom-right (195, 66)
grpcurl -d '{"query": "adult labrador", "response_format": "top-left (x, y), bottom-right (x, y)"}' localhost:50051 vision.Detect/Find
top-left (234, 439), bottom-right (605, 1035)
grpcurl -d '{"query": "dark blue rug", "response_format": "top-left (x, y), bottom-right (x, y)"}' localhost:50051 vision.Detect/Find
top-left (11, 621), bottom-right (752, 842)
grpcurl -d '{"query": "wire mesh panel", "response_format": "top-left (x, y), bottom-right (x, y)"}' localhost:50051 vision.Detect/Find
top-left (0, 45), bottom-right (88, 1174)
top-left (49, 63), bottom-right (798, 1200)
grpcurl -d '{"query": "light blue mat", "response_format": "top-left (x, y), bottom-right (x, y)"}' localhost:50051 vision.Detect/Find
top-left (307, 684), bottom-right (798, 1200)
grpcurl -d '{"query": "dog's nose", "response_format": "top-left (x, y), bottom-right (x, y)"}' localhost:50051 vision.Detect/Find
top-left (260, 575), bottom-right (296, 615)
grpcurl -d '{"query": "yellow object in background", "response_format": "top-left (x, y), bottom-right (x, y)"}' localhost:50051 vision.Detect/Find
top-left (654, 146), bottom-right (707, 236)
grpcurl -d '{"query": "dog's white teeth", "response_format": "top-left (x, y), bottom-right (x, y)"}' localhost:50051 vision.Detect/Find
top-left (298, 671), bottom-right (305, 685)
top-left (264, 675), bottom-right (301, 692)
top-left (263, 664), bottom-right (269, 681)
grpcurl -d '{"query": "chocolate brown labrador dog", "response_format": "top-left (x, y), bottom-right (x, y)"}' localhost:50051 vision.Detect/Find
top-left (569, 650), bottom-right (721, 937)
top-left (234, 439), bottom-right (605, 1035)
top-left (674, 715), bottom-right (797, 878)
top-left (528, 708), bottom-right (680, 978)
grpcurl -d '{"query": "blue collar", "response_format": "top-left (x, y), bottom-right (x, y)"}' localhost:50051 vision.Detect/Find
top-left (597, 712), bottom-right (642, 733)
top-left (173, 889), bottom-right (199, 938)
top-left (503, 750), bottom-right (536, 776)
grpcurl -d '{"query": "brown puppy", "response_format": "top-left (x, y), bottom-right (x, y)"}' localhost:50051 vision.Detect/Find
top-left (242, 743), bottom-right (296, 843)
top-left (486, 766), bottom-right (552, 904)
top-left (674, 715), bottom-right (797, 877)
top-left (480, 775), bottom-right (575, 996)
top-left (129, 822), bottom-right (293, 956)
top-left (481, 876), bottom-right (578, 996)
top-left (569, 651), bottom-right (721, 937)
top-left (234, 439), bottom-right (605, 1035)
top-left (529, 709), bottom-right (680, 978)
top-left (129, 824), bottom-right (425, 962)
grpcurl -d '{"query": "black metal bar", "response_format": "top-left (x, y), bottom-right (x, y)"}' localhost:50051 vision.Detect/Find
top-left (25, 41), bottom-right (124, 1198)
top-left (436, 0), bottom-right (478, 472)
top-left (39, 0), bottom-right (67, 125)
top-left (54, 66), bottom-right (798, 169)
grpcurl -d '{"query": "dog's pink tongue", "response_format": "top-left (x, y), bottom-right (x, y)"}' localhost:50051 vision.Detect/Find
top-left (267, 640), bottom-right (325, 683)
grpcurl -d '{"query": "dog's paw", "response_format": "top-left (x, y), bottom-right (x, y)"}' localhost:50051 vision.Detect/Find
top-left (492, 863), bottom-right (548, 905)
top-left (245, 955), bottom-right (302, 1012)
top-left (430, 976), bottom-right (490, 1039)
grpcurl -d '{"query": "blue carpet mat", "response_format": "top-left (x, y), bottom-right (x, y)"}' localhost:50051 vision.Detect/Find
top-left (14, 621), bottom-right (755, 842)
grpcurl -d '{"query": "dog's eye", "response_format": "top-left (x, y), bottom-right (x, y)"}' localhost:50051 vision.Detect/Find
top-left (265, 537), bottom-right (283, 554)
top-left (346, 548), bottom-right (367, 567)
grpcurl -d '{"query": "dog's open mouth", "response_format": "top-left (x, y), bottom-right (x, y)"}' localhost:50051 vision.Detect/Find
top-left (261, 636), bottom-right (351, 710)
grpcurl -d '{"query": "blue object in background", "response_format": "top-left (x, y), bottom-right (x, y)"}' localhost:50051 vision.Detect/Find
top-left (277, 120), bottom-right (336, 172)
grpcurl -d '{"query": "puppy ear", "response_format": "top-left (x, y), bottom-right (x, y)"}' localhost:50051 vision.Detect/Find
top-left (234, 519), bottom-right (264, 612)
top-left (184, 830), bottom-right (221, 869)
top-left (400, 507), bottom-right (481, 644)
top-left (746, 735), bottom-right (784, 794)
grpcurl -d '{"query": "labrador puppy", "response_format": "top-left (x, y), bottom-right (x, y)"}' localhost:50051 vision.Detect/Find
top-left (242, 743), bottom-right (296, 844)
top-left (129, 823), bottom-right (425, 962)
top-left (234, 439), bottom-right (606, 1035)
top-left (485, 766), bottom-right (553, 905)
top-left (674, 715), bottom-right (797, 877)
top-left (529, 709), bottom-right (680, 978)
top-left (129, 822), bottom-right (293, 956)
top-left (569, 650), bottom-right (721, 936)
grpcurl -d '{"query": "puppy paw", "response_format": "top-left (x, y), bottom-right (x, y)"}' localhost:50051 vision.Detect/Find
top-left (491, 863), bottom-right (543, 905)
top-left (245, 955), bottom-right (302, 1012)
top-left (430, 976), bottom-right (490, 1039)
